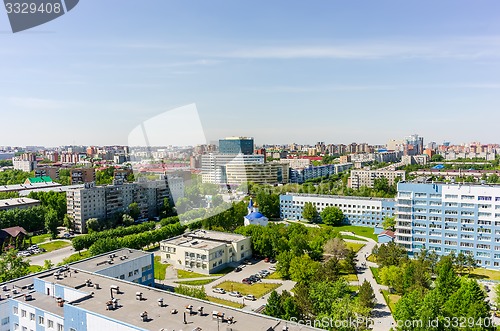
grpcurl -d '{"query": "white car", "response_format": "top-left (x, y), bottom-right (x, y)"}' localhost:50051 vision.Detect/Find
top-left (228, 291), bottom-right (242, 298)
top-left (213, 288), bottom-right (226, 294)
top-left (244, 294), bottom-right (256, 301)
top-left (269, 266), bottom-right (277, 271)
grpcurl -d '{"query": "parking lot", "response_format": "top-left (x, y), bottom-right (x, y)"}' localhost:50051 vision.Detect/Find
top-left (207, 258), bottom-right (296, 311)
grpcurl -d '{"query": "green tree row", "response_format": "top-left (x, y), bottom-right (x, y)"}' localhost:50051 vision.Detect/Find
top-left (87, 222), bottom-right (186, 255)
top-left (72, 222), bottom-right (157, 251)
top-left (0, 169), bottom-right (33, 185)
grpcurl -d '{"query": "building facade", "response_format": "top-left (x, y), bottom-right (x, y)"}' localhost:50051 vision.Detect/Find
top-left (225, 162), bottom-right (289, 185)
top-left (67, 176), bottom-right (183, 233)
top-left (280, 193), bottom-right (396, 227)
top-left (201, 153), bottom-right (265, 184)
top-left (395, 182), bottom-right (500, 270)
top-left (160, 230), bottom-right (252, 274)
top-left (218, 136), bottom-right (254, 155)
top-left (349, 169), bottom-right (406, 189)
top-left (0, 198), bottom-right (40, 211)
top-left (289, 163), bottom-right (352, 184)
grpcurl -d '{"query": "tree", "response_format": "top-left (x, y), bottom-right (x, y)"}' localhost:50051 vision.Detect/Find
top-left (382, 216), bottom-right (396, 231)
top-left (43, 259), bottom-right (54, 270)
top-left (373, 242), bottom-right (408, 267)
top-left (85, 218), bottom-right (100, 233)
top-left (302, 202), bottom-right (319, 222)
top-left (211, 195), bottom-right (223, 208)
top-left (358, 279), bottom-right (376, 309)
top-left (431, 154), bottom-right (444, 162)
top-left (256, 191), bottom-right (280, 219)
top-left (320, 206), bottom-right (344, 226)
top-left (128, 202), bottom-right (141, 220)
top-left (264, 290), bottom-right (283, 317)
top-left (344, 248), bottom-right (357, 274)
top-left (122, 214), bottom-right (134, 226)
top-left (0, 250), bottom-right (30, 282)
top-left (323, 237), bottom-right (348, 259)
top-left (63, 214), bottom-right (74, 231)
top-left (289, 254), bottom-right (320, 283)
top-left (44, 209), bottom-right (59, 239)
top-left (495, 283), bottom-right (500, 309)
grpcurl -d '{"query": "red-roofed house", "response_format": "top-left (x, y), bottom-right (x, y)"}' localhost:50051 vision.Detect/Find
top-left (378, 230), bottom-right (395, 244)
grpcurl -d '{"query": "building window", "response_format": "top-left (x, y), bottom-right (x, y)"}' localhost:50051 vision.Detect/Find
top-left (57, 323), bottom-right (63, 331)
top-left (13, 306), bottom-right (18, 315)
top-left (48, 320), bottom-right (54, 328)
top-left (21, 310), bottom-right (26, 318)
top-left (30, 313), bottom-right (35, 321)
top-left (39, 316), bottom-right (44, 325)
top-left (1, 317), bottom-right (9, 325)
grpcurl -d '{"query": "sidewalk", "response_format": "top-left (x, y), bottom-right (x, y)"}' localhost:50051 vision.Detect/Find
top-left (340, 232), bottom-right (396, 331)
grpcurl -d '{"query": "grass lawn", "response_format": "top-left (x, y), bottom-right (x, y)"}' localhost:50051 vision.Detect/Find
top-left (340, 234), bottom-right (368, 242)
top-left (265, 271), bottom-right (282, 280)
top-left (177, 267), bottom-right (233, 279)
top-left (38, 240), bottom-right (70, 253)
top-left (381, 289), bottom-right (401, 313)
top-left (215, 281), bottom-right (281, 298)
top-left (370, 267), bottom-right (381, 284)
top-left (467, 268), bottom-right (500, 281)
top-left (28, 234), bottom-right (51, 245)
top-left (28, 265), bottom-right (43, 273)
top-left (207, 296), bottom-right (244, 309)
top-left (177, 269), bottom-right (214, 279)
top-left (154, 256), bottom-right (170, 280)
top-left (342, 274), bottom-right (358, 282)
top-left (333, 225), bottom-right (378, 241)
top-left (58, 250), bottom-right (91, 265)
top-left (175, 279), bottom-right (216, 286)
top-left (345, 242), bottom-right (365, 253)
top-left (367, 254), bottom-right (377, 263)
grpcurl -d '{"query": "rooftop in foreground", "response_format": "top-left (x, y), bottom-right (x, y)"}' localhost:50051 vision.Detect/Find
top-left (3, 265), bottom-right (319, 331)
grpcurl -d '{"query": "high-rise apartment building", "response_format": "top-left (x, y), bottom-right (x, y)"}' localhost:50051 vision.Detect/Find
top-left (67, 176), bottom-right (184, 233)
top-left (201, 153), bottom-right (264, 184)
top-left (349, 169), bottom-right (406, 189)
top-left (219, 136), bottom-right (254, 155)
top-left (395, 182), bottom-right (500, 270)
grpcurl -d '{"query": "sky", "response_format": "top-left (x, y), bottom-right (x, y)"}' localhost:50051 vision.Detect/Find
top-left (1, 1), bottom-right (500, 147)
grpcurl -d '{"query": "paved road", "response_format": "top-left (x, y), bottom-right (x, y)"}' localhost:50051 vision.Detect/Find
top-left (28, 242), bottom-right (76, 266)
top-left (341, 231), bottom-right (396, 331)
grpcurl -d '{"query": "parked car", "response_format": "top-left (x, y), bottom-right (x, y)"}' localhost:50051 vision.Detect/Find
top-left (269, 258), bottom-right (276, 263)
top-left (228, 291), bottom-right (242, 297)
top-left (244, 259), bottom-right (252, 265)
top-left (235, 267), bottom-right (242, 272)
top-left (264, 257), bottom-right (270, 263)
top-left (213, 288), bottom-right (226, 294)
top-left (63, 233), bottom-right (71, 239)
top-left (244, 294), bottom-right (256, 301)
top-left (242, 278), bottom-right (252, 285)
top-left (269, 266), bottom-right (277, 271)
top-left (259, 270), bottom-right (270, 275)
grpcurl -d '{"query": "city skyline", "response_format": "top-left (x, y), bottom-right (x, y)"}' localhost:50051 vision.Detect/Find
top-left (2, 1), bottom-right (500, 146)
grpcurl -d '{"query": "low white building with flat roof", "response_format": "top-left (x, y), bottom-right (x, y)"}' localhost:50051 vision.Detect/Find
top-left (0, 198), bottom-right (40, 211)
top-left (160, 230), bottom-right (252, 274)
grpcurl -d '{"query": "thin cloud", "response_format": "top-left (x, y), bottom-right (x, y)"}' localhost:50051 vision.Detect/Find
top-left (208, 37), bottom-right (500, 60)
top-left (6, 97), bottom-right (73, 110)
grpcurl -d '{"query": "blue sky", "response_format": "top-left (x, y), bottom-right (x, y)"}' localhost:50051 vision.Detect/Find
top-left (1, 1), bottom-right (500, 147)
